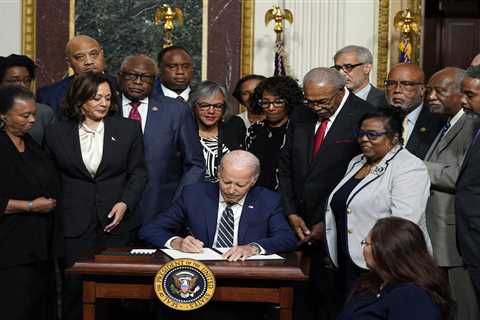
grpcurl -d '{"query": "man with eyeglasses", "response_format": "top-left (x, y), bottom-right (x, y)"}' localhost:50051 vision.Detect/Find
top-left (332, 45), bottom-right (387, 108)
top-left (385, 63), bottom-right (445, 159)
top-left (278, 67), bottom-right (374, 319)
top-left (117, 54), bottom-right (204, 223)
top-left (37, 35), bottom-right (113, 117)
top-left (456, 65), bottom-right (480, 305)
top-left (423, 67), bottom-right (480, 320)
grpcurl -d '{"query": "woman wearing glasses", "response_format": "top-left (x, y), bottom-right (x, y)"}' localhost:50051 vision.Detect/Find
top-left (324, 107), bottom-right (431, 311)
top-left (245, 76), bottom-right (303, 190)
top-left (190, 81), bottom-right (243, 182)
top-left (338, 217), bottom-right (451, 320)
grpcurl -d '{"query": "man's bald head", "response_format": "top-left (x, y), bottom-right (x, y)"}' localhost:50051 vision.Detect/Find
top-left (426, 67), bottom-right (465, 116)
top-left (65, 35), bottom-right (104, 75)
top-left (385, 63), bottom-right (425, 113)
top-left (471, 53), bottom-right (480, 67)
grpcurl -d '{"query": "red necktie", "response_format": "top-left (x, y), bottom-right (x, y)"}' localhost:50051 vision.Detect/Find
top-left (128, 101), bottom-right (141, 122)
top-left (312, 119), bottom-right (329, 158)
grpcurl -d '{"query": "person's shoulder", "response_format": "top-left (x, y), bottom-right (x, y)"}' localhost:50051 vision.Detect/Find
top-left (395, 147), bottom-right (427, 169)
top-left (386, 283), bottom-right (438, 308)
top-left (250, 186), bottom-right (281, 202)
top-left (35, 102), bottom-right (55, 115)
top-left (37, 76), bottom-right (73, 94)
top-left (346, 92), bottom-right (376, 112)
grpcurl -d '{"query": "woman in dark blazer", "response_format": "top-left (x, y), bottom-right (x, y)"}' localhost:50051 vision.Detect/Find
top-left (44, 73), bottom-right (147, 320)
top-left (338, 217), bottom-right (451, 320)
top-left (0, 85), bottom-right (61, 320)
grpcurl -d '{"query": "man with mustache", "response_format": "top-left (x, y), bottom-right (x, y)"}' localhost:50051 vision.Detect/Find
top-left (385, 63), bottom-right (445, 159)
top-left (456, 65), bottom-right (480, 306)
top-left (118, 54), bottom-right (204, 223)
top-left (37, 35), bottom-right (112, 116)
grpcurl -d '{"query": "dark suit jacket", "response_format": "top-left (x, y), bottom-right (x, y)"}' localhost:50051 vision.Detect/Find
top-left (221, 116), bottom-right (247, 150)
top-left (456, 124), bottom-right (480, 287)
top-left (338, 283), bottom-right (441, 320)
top-left (278, 92), bottom-right (374, 225)
top-left (139, 183), bottom-right (298, 254)
top-left (0, 131), bottom-right (62, 268)
top-left (366, 85), bottom-right (387, 108)
top-left (44, 116), bottom-right (147, 238)
top-left (36, 76), bottom-right (73, 116)
top-left (29, 102), bottom-right (56, 145)
top-left (406, 105), bottom-right (446, 160)
top-left (119, 94), bottom-right (205, 222)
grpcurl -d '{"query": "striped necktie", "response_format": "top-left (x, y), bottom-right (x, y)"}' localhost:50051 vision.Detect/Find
top-left (215, 205), bottom-right (234, 247)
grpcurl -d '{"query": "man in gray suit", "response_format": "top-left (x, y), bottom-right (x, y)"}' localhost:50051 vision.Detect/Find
top-left (332, 45), bottom-right (386, 108)
top-left (424, 67), bottom-right (479, 319)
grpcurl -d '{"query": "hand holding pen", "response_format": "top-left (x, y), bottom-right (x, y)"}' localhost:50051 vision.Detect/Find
top-left (171, 228), bottom-right (204, 253)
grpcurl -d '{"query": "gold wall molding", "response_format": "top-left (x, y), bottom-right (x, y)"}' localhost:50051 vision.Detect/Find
top-left (377, 0), bottom-right (389, 89)
top-left (240, 0), bottom-right (254, 78)
top-left (202, 0), bottom-right (208, 80)
top-left (22, 0), bottom-right (37, 60)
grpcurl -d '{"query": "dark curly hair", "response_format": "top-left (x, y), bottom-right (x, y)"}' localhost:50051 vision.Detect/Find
top-left (351, 217), bottom-right (452, 320)
top-left (250, 76), bottom-right (304, 115)
top-left (232, 74), bottom-right (266, 104)
top-left (0, 54), bottom-right (36, 82)
top-left (61, 72), bottom-right (118, 123)
top-left (358, 106), bottom-right (406, 145)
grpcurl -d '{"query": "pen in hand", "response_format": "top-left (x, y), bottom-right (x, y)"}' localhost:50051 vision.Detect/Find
top-left (179, 227), bottom-right (204, 253)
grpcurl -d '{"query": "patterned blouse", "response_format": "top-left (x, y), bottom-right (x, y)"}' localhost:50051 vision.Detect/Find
top-left (200, 136), bottom-right (230, 182)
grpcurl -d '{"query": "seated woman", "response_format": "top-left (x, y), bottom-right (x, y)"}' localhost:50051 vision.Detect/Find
top-left (189, 80), bottom-right (243, 182)
top-left (231, 74), bottom-right (266, 129)
top-left (0, 85), bottom-right (61, 320)
top-left (338, 217), bottom-right (451, 320)
top-left (325, 107), bottom-right (432, 307)
top-left (44, 72), bottom-right (147, 320)
top-left (0, 54), bottom-right (56, 144)
top-left (245, 76), bottom-right (303, 190)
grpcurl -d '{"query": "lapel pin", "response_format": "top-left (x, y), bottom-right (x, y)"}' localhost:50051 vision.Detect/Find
top-left (152, 106), bottom-right (159, 112)
top-left (420, 127), bottom-right (427, 133)
top-left (111, 136), bottom-right (116, 141)
top-left (248, 205), bottom-right (254, 209)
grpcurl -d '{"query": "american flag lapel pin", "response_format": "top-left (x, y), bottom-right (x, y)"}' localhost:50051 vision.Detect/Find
top-left (111, 136), bottom-right (116, 141)
top-left (152, 106), bottom-right (159, 111)
top-left (248, 205), bottom-right (254, 209)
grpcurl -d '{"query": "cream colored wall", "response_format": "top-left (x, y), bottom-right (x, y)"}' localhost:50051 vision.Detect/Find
top-left (0, 0), bottom-right (22, 56)
top-left (253, 0), bottom-right (379, 85)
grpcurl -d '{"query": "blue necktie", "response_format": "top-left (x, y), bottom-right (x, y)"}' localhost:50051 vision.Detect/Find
top-left (215, 205), bottom-right (234, 247)
top-left (439, 121), bottom-right (451, 140)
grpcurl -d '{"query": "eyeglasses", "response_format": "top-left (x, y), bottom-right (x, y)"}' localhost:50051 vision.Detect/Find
top-left (331, 63), bottom-right (364, 73)
top-left (384, 80), bottom-right (424, 91)
top-left (121, 72), bottom-right (155, 83)
top-left (241, 90), bottom-right (254, 97)
top-left (196, 103), bottom-right (225, 112)
top-left (3, 78), bottom-right (33, 86)
top-left (258, 99), bottom-right (286, 109)
top-left (360, 239), bottom-right (372, 247)
top-left (354, 129), bottom-right (390, 141)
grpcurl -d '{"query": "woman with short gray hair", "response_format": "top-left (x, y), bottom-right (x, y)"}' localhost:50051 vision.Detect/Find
top-left (189, 80), bottom-right (244, 182)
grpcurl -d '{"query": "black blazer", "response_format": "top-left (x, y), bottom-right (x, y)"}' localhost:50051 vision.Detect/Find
top-left (366, 85), bottom-right (388, 109)
top-left (44, 116), bottom-right (147, 238)
top-left (0, 131), bottom-right (62, 268)
top-left (405, 105), bottom-right (446, 160)
top-left (456, 125), bottom-right (480, 290)
top-left (278, 92), bottom-right (375, 225)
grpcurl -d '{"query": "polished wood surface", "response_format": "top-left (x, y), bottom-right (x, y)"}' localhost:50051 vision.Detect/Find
top-left (68, 248), bottom-right (309, 320)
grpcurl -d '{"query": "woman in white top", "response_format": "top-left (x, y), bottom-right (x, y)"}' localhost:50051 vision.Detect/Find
top-left (324, 107), bottom-right (431, 309)
top-left (44, 72), bottom-right (147, 320)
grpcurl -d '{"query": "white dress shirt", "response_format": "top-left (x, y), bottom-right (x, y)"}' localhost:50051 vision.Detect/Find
top-left (354, 83), bottom-right (371, 101)
top-left (122, 95), bottom-right (149, 132)
top-left (445, 108), bottom-right (465, 135)
top-left (79, 121), bottom-right (104, 177)
top-left (161, 84), bottom-right (191, 101)
top-left (314, 87), bottom-right (350, 135)
top-left (404, 104), bottom-right (423, 143)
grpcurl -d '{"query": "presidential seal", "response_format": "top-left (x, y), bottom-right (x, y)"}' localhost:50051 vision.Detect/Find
top-left (154, 259), bottom-right (216, 311)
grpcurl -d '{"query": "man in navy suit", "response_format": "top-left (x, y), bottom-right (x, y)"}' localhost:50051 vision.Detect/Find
top-left (154, 46), bottom-right (193, 100)
top-left (36, 35), bottom-right (110, 116)
top-left (139, 150), bottom-right (297, 261)
top-left (118, 54), bottom-right (204, 223)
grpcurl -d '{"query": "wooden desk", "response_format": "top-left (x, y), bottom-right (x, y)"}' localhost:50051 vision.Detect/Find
top-left (68, 248), bottom-right (309, 320)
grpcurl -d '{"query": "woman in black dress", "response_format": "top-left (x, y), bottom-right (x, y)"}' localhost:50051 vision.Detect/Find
top-left (0, 85), bottom-right (61, 320)
top-left (246, 76), bottom-right (303, 190)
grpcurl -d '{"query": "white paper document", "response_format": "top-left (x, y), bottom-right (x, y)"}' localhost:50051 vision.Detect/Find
top-left (161, 248), bottom-right (285, 261)
top-left (161, 248), bottom-right (225, 260)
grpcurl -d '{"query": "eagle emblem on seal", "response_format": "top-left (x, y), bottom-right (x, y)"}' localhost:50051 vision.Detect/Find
top-left (170, 271), bottom-right (200, 298)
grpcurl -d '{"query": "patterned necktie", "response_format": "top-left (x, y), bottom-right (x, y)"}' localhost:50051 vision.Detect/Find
top-left (215, 205), bottom-right (234, 247)
top-left (176, 96), bottom-right (185, 103)
top-left (312, 119), bottom-right (329, 158)
top-left (402, 116), bottom-right (410, 144)
top-left (128, 101), bottom-right (141, 122)
top-left (439, 121), bottom-right (451, 140)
